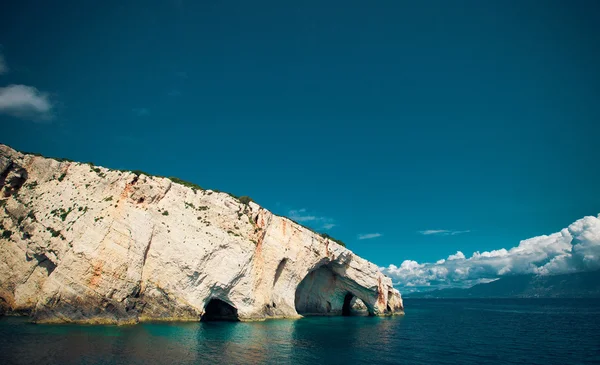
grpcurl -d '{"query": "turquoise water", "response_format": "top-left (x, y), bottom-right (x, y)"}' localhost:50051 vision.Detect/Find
top-left (1, 299), bottom-right (599, 364)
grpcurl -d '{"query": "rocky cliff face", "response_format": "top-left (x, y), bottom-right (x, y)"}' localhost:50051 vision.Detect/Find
top-left (0, 145), bottom-right (403, 324)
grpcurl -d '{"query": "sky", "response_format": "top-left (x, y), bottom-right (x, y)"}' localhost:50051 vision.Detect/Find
top-left (1, 1), bottom-right (599, 292)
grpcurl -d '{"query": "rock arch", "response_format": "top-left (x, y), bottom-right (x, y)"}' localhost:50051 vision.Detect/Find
top-left (294, 264), bottom-right (375, 316)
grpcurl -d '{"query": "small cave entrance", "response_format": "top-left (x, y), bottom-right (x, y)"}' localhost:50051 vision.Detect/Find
top-left (342, 293), bottom-right (353, 316)
top-left (201, 299), bottom-right (239, 322)
top-left (273, 258), bottom-right (287, 287)
top-left (342, 294), bottom-right (369, 316)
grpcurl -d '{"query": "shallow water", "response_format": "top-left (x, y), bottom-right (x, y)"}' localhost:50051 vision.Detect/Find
top-left (1, 299), bottom-right (599, 365)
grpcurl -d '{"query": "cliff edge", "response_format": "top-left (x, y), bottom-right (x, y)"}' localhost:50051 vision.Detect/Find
top-left (0, 144), bottom-right (403, 324)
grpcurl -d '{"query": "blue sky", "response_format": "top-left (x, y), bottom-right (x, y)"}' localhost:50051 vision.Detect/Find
top-left (1, 1), bottom-right (599, 289)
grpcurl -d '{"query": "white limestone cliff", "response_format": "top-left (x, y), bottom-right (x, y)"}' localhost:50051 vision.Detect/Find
top-left (0, 144), bottom-right (403, 324)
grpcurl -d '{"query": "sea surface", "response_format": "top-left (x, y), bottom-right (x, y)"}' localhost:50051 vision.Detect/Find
top-left (1, 299), bottom-right (599, 365)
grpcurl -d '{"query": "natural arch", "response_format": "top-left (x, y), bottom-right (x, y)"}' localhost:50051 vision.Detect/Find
top-left (201, 299), bottom-right (239, 322)
top-left (295, 264), bottom-right (373, 316)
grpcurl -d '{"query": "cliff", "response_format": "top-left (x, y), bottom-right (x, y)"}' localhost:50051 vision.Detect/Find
top-left (0, 144), bottom-right (403, 324)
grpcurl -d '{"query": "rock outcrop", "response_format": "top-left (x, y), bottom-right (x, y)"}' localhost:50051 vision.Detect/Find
top-left (0, 145), bottom-right (403, 324)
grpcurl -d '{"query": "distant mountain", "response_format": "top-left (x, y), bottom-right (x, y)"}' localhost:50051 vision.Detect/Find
top-left (406, 270), bottom-right (600, 298)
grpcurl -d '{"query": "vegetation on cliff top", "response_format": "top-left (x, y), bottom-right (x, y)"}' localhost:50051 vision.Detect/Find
top-left (319, 233), bottom-right (346, 247)
top-left (7, 144), bottom-right (348, 248)
top-left (168, 177), bottom-right (203, 193)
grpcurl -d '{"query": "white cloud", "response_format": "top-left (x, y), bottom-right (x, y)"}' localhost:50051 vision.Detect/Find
top-left (0, 84), bottom-right (53, 121)
top-left (383, 214), bottom-right (600, 291)
top-left (288, 208), bottom-right (335, 231)
top-left (288, 209), bottom-right (316, 222)
top-left (420, 230), bottom-right (449, 235)
top-left (447, 251), bottom-right (465, 260)
top-left (358, 233), bottom-right (383, 240)
top-left (419, 229), bottom-right (471, 236)
top-left (0, 53), bottom-right (7, 75)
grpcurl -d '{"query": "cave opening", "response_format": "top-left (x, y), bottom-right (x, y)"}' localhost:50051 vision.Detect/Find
top-left (342, 293), bottom-right (354, 316)
top-left (273, 258), bottom-right (287, 287)
top-left (295, 264), bottom-right (373, 316)
top-left (201, 299), bottom-right (239, 322)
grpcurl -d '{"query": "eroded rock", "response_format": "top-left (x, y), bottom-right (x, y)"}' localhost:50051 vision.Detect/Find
top-left (0, 144), bottom-right (403, 323)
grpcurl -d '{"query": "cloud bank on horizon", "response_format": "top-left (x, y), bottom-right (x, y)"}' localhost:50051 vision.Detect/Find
top-left (382, 214), bottom-right (600, 292)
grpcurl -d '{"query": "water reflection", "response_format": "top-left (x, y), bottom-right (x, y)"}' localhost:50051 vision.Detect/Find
top-left (289, 316), bottom-right (402, 364)
top-left (0, 316), bottom-right (401, 365)
top-left (3, 300), bottom-right (597, 365)
top-left (0, 317), bottom-right (394, 365)
top-left (196, 321), bottom-right (269, 364)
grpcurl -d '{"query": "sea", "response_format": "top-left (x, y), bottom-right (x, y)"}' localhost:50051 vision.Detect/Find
top-left (1, 299), bottom-right (599, 365)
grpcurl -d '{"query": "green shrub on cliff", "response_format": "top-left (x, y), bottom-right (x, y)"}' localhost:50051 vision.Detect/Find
top-left (131, 170), bottom-right (151, 176)
top-left (169, 177), bottom-right (203, 193)
top-left (320, 233), bottom-right (346, 247)
top-left (238, 196), bottom-right (253, 205)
